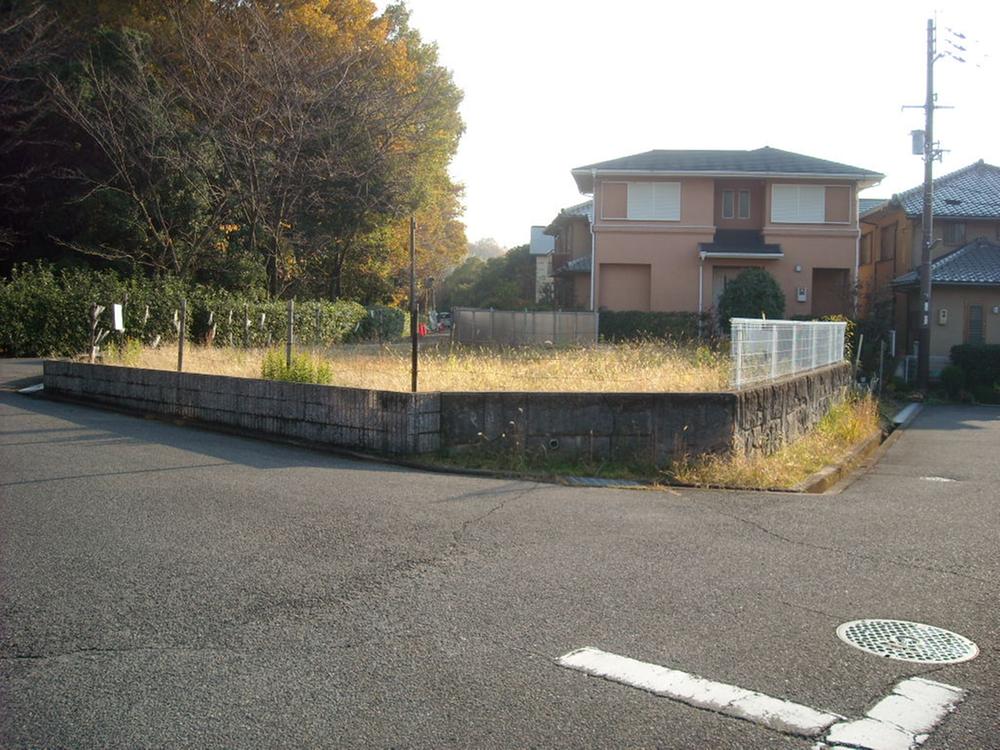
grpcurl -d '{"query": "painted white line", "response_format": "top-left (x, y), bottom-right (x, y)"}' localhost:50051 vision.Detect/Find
top-left (823, 676), bottom-right (966, 750)
top-left (17, 383), bottom-right (44, 394)
top-left (557, 647), bottom-right (842, 737)
top-left (920, 476), bottom-right (955, 482)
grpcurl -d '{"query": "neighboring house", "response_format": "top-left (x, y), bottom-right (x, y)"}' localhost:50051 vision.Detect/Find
top-left (858, 160), bottom-right (1000, 354)
top-left (529, 225), bottom-right (555, 302)
top-left (557, 147), bottom-right (882, 317)
top-left (544, 200), bottom-right (593, 308)
top-left (892, 238), bottom-right (1000, 368)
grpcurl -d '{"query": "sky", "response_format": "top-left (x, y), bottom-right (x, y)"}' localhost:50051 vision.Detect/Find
top-left (380, 0), bottom-right (1000, 250)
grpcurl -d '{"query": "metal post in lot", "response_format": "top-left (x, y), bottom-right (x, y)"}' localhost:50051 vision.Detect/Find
top-left (286, 299), bottom-right (294, 369)
top-left (177, 298), bottom-right (186, 372)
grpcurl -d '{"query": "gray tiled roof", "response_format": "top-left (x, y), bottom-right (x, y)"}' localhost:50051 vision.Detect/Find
top-left (892, 160), bottom-right (1000, 219)
top-left (544, 199), bottom-right (593, 235)
top-left (860, 197), bottom-right (889, 216)
top-left (573, 147), bottom-right (881, 178)
top-left (893, 237), bottom-right (1000, 287)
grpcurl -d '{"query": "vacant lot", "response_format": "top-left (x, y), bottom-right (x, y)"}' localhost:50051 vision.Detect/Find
top-left (102, 341), bottom-right (730, 393)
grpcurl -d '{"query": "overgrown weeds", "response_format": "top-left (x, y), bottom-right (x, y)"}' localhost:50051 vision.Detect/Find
top-left (261, 349), bottom-right (332, 385)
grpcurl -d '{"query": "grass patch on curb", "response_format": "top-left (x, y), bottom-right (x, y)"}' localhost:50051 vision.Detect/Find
top-left (422, 394), bottom-right (883, 492)
top-left (666, 394), bottom-right (882, 490)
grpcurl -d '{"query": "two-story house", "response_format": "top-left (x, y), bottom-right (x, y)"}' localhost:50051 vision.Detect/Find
top-left (543, 200), bottom-right (593, 308)
top-left (857, 160), bottom-right (1000, 355)
top-left (556, 147), bottom-right (883, 319)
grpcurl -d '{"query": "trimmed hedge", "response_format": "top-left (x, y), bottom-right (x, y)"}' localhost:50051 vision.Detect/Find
top-left (0, 263), bottom-right (399, 357)
top-left (950, 344), bottom-right (1000, 402)
top-left (599, 310), bottom-right (712, 342)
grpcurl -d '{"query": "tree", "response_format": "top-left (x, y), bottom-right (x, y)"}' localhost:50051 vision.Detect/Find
top-left (716, 268), bottom-right (786, 331)
top-left (437, 245), bottom-right (535, 310)
top-left (468, 238), bottom-right (505, 260)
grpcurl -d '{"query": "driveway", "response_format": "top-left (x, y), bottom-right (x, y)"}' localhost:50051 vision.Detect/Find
top-left (1, 366), bottom-right (997, 748)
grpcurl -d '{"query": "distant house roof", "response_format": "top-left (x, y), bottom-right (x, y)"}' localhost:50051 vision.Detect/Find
top-left (544, 199), bottom-right (593, 235)
top-left (890, 160), bottom-right (1000, 219)
top-left (529, 225), bottom-right (555, 256)
top-left (860, 197), bottom-right (889, 216)
top-left (571, 147), bottom-right (884, 193)
top-left (893, 237), bottom-right (1000, 287)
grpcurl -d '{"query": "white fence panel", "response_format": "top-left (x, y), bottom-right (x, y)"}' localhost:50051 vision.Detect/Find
top-left (730, 318), bottom-right (846, 388)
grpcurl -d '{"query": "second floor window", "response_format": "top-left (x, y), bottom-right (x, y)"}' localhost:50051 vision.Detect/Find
top-left (627, 182), bottom-right (681, 221)
top-left (943, 222), bottom-right (966, 245)
top-left (880, 224), bottom-right (897, 261)
top-left (860, 233), bottom-right (872, 265)
top-left (771, 185), bottom-right (826, 223)
top-left (722, 190), bottom-right (751, 219)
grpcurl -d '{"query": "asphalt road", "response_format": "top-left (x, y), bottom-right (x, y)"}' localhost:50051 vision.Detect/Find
top-left (1, 360), bottom-right (997, 748)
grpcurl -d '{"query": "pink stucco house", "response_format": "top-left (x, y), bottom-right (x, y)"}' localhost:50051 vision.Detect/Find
top-left (547, 147), bottom-right (883, 318)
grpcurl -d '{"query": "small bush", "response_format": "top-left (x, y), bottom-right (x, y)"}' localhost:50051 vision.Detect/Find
top-left (939, 365), bottom-right (966, 400)
top-left (950, 344), bottom-right (1000, 390)
top-left (261, 349), bottom-right (332, 385)
top-left (104, 337), bottom-right (144, 367)
top-left (717, 268), bottom-right (786, 332)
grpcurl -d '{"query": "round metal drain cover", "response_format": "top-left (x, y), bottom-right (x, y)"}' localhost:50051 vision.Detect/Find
top-left (837, 619), bottom-right (978, 664)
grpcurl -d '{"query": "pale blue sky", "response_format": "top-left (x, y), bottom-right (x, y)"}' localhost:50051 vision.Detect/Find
top-left (383, 0), bottom-right (999, 249)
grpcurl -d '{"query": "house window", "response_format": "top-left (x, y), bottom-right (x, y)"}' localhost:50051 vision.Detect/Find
top-left (879, 224), bottom-right (896, 262)
top-left (860, 233), bottom-right (872, 265)
top-left (943, 222), bottom-right (966, 245)
top-left (967, 305), bottom-right (984, 344)
top-left (627, 182), bottom-right (681, 221)
top-left (771, 185), bottom-right (826, 223)
top-left (721, 190), bottom-right (749, 219)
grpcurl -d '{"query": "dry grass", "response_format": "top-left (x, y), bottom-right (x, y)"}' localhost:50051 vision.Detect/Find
top-left (669, 394), bottom-right (882, 489)
top-left (102, 341), bottom-right (730, 393)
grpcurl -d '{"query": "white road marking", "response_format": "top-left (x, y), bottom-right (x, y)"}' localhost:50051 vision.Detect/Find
top-left (558, 648), bottom-right (967, 749)
top-left (823, 676), bottom-right (965, 750)
top-left (557, 647), bottom-right (842, 737)
top-left (919, 476), bottom-right (955, 482)
top-left (17, 383), bottom-right (44, 394)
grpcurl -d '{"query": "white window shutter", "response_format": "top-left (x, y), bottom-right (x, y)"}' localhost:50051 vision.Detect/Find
top-left (798, 186), bottom-right (825, 222)
top-left (771, 185), bottom-right (798, 222)
top-left (627, 183), bottom-right (653, 219)
top-left (653, 183), bottom-right (681, 220)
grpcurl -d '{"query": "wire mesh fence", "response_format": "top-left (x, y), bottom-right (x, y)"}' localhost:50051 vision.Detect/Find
top-left (451, 307), bottom-right (598, 346)
top-left (730, 318), bottom-right (847, 389)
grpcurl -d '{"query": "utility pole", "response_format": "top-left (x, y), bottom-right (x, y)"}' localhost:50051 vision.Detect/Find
top-left (916, 18), bottom-right (936, 391)
top-left (906, 17), bottom-right (963, 390)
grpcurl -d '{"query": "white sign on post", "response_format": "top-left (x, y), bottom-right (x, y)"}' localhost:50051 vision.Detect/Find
top-left (112, 303), bottom-right (124, 332)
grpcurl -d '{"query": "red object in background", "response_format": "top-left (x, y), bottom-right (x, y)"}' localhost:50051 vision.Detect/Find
top-left (418, 322), bottom-right (427, 336)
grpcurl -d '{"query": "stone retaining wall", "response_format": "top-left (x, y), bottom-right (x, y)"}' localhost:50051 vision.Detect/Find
top-left (43, 361), bottom-right (850, 465)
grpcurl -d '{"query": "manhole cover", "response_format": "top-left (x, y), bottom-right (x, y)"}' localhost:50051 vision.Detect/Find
top-left (836, 619), bottom-right (978, 664)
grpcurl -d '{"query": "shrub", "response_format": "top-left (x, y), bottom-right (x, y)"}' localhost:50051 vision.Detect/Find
top-left (261, 349), bottom-right (332, 384)
top-left (599, 310), bottom-right (711, 342)
top-left (939, 364), bottom-right (966, 400)
top-left (0, 263), bottom-right (368, 356)
top-left (716, 268), bottom-right (785, 332)
top-left (950, 344), bottom-right (1000, 388)
top-left (357, 304), bottom-right (406, 341)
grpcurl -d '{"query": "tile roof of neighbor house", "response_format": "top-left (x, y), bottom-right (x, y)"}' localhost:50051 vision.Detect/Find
top-left (570, 147), bottom-right (884, 192)
top-left (893, 237), bottom-right (1000, 287)
top-left (860, 197), bottom-right (889, 216)
top-left (891, 160), bottom-right (1000, 219)
top-left (544, 199), bottom-right (593, 235)
top-left (555, 255), bottom-right (592, 274)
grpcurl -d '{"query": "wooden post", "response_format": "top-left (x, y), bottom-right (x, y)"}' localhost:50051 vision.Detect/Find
top-left (286, 299), bottom-right (294, 369)
top-left (177, 299), bottom-right (186, 372)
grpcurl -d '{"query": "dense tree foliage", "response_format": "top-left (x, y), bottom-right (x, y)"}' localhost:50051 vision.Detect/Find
top-left (437, 244), bottom-right (537, 310)
top-left (0, 1), bottom-right (466, 304)
top-left (716, 268), bottom-right (786, 331)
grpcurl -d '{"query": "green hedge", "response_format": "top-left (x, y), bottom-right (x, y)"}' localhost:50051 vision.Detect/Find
top-left (599, 310), bottom-right (711, 342)
top-left (356, 304), bottom-right (407, 342)
top-left (0, 263), bottom-right (389, 356)
top-left (950, 344), bottom-right (1000, 402)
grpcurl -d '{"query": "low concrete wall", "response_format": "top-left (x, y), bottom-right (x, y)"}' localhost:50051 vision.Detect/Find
top-left (441, 364), bottom-right (851, 465)
top-left (43, 360), bottom-right (850, 466)
top-left (43, 361), bottom-right (440, 455)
